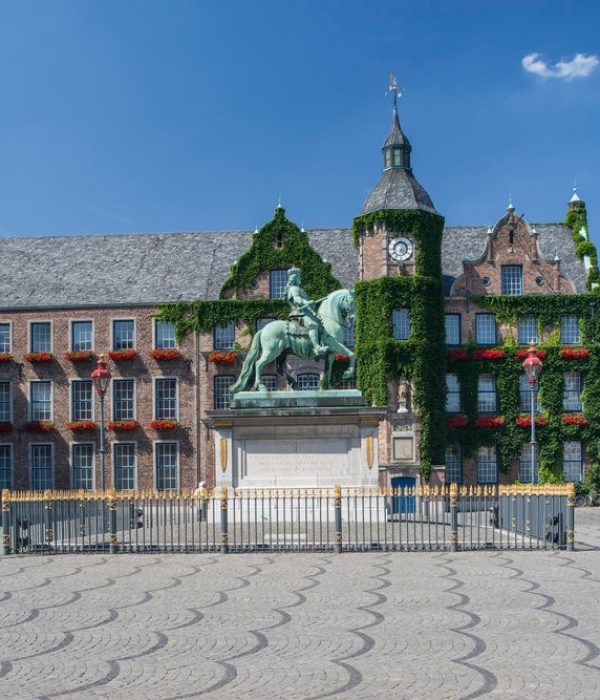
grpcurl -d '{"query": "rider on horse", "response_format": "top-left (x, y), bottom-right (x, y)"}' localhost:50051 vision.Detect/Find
top-left (284, 267), bottom-right (328, 357)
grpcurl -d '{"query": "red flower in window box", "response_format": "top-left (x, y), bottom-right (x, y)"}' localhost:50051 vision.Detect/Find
top-left (0, 353), bottom-right (13, 363)
top-left (65, 351), bottom-right (97, 362)
top-left (149, 419), bottom-right (179, 431)
top-left (472, 348), bottom-right (505, 361)
top-left (25, 420), bottom-right (54, 432)
top-left (149, 348), bottom-right (181, 361)
top-left (25, 352), bottom-right (54, 363)
top-left (474, 416), bottom-right (505, 428)
top-left (447, 415), bottom-right (469, 429)
top-left (561, 414), bottom-right (588, 426)
top-left (447, 348), bottom-right (468, 361)
top-left (0, 423), bottom-right (13, 433)
top-left (107, 420), bottom-right (140, 431)
top-left (560, 347), bottom-right (590, 360)
top-left (335, 354), bottom-right (350, 362)
top-left (208, 351), bottom-right (237, 364)
top-left (515, 414), bottom-right (549, 428)
top-left (66, 420), bottom-right (97, 432)
top-left (108, 349), bottom-right (137, 361)
top-left (515, 348), bottom-right (547, 359)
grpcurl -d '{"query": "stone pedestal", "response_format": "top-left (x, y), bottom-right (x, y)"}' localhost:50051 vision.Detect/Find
top-left (207, 390), bottom-right (385, 490)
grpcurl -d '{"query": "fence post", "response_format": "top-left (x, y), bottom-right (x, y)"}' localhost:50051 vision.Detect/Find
top-left (334, 484), bottom-right (342, 554)
top-left (566, 483), bottom-right (575, 552)
top-left (220, 486), bottom-right (229, 554)
top-left (2, 490), bottom-right (10, 555)
top-left (108, 489), bottom-right (118, 554)
top-left (43, 490), bottom-right (53, 551)
top-left (449, 482), bottom-right (458, 553)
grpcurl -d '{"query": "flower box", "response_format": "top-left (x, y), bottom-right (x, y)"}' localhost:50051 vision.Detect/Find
top-left (0, 353), bottom-right (13, 363)
top-left (66, 420), bottom-right (97, 432)
top-left (149, 419), bottom-right (179, 431)
top-left (515, 348), bottom-right (547, 359)
top-left (65, 351), bottom-right (97, 362)
top-left (472, 348), bottom-right (505, 361)
top-left (0, 423), bottom-right (13, 433)
top-left (560, 347), bottom-right (590, 360)
top-left (335, 354), bottom-right (350, 362)
top-left (447, 415), bottom-right (469, 429)
top-left (515, 415), bottom-right (549, 428)
top-left (108, 349), bottom-right (137, 361)
top-left (208, 351), bottom-right (236, 364)
top-left (25, 352), bottom-right (54, 363)
top-left (474, 416), bottom-right (505, 428)
top-left (149, 349), bottom-right (181, 361)
top-left (561, 414), bottom-right (588, 426)
top-left (107, 420), bottom-right (140, 431)
top-left (25, 420), bottom-right (54, 432)
top-left (447, 349), bottom-right (468, 361)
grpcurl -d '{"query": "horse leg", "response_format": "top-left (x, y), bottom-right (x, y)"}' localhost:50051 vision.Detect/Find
top-left (323, 352), bottom-right (333, 390)
top-left (326, 337), bottom-right (356, 380)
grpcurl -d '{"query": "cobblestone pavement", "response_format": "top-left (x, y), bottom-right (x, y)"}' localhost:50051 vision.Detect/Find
top-left (1, 512), bottom-right (600, 699)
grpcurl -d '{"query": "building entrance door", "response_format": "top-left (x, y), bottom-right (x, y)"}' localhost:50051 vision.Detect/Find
top-left (391, 476), bottom-right (416, 514)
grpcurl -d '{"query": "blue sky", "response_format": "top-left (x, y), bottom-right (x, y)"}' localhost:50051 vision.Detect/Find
top-left (0, 1), bottom-right (599, 243)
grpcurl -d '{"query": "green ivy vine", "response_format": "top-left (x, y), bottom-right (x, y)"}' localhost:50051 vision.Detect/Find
top-left (565, 200), bottom-right (600, 290)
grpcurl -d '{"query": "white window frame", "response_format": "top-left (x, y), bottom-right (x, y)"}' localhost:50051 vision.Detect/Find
top-left (111, 441), bottom-right (138, 491)
top-left (563, 441), bottom-right (583, 483)
top-left (477, 446), bottom-right (498, 484)
top-left (269, 269), bottom-right (288, 299)
top-left (214, 375), bottom-right (235, 410)
top-left (518, 316), bottom-right (538, 345)
top-left (392, 308), bottom-right (411, 340)
top-left (0, 380), bottom-right (13, 424)
top-left (445, 445), bottom-right (462, 484)
top-left (0, 443), bottom-right (13, 490)
top-left (477, 374), bottom-right (497, 414)
top-left (29, 442), bottom-right (54, 490)
top-left (70, 319), bottom-right (95, 352)
top-left (70, 442), bottom-right (96, 490)
top-left (563, 372), bottom-right (583, 412)
top-left (0, 321), bottom-right (13, 354)
top-left (28, 320), bottom-right (53, 354)
top-left (213, 321), bottom-right (235, 351)
top-left (153, 319), bottom-right (178, 350)
top-left (153, 440), bottom-right (180, 491)
top-left (446, 373), bottom-right (461, 413)
top-left (153, 376), bottom-right (179, 420)
top-left (69, 379), bottom-right (95, 422)
top-left (28, 380), bottom-right (53, 422)
top-left (111, 378), bottom-right (137, 421)
top-left (445, 314), bottom-right (461, 346)
top-left (111, 317), bottom-right (136, 352)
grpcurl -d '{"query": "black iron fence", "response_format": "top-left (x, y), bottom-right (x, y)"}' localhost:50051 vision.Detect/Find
top-left (1, 483), bottom-right (575, 555)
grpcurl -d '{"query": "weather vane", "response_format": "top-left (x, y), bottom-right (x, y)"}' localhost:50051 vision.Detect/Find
top-left (387, 72), bottom-right (402, 109)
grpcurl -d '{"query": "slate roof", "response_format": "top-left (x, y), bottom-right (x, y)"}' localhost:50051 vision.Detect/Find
top-left (358, 169), bottom-right (438, 216)
top-left (0, 223), bottom-right (586, 309)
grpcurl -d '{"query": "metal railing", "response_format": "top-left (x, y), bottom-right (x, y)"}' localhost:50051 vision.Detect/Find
top-left (1, 483), bottom-right (576, 555)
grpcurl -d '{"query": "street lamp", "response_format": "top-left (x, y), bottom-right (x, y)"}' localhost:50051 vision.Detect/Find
top-left (522, 340), bottom-right (543, 484)
top-left (92, 354), bottom-right (111, 492)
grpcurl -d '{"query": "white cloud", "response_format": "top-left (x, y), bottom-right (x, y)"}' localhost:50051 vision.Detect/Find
top-left (522, 52), bottom-right (599, 80)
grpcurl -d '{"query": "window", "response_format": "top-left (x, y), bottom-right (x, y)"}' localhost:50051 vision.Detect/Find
top-left (31, 444), bottom-right (53, 490)
top-left (155, 378), bottom-right (177, 419)
top-left (0, 381), bottom-right (11, 423)
top-left (270, 269), bottom-right (288, 299)
top-left (519, 375), bottom-right (541, 413)
top-left (345, 322), bottom-right (355, 349)
top-left (113, 379), bottom-right (135, 420)
top-left (155, 442), bottom-right (178, 490)
top-left (446, 374), bottom-right (461, 413)
top-left (341, 377), bottom-right (356, 390)
top-left (0, 323), bottom-right (10, 353)
top-left (560, 315), bottom-right (580, 345)
top-left (30, 322), bottom-right (51, 353)
top-left (518, 316), bottom-right (538, 345)
top-left (0, 445), bottom-right (12, 490)
top-left (297, 373), bottom-right (319, 390)
top-left (214, 321), bottom-right (235, 350)
top-left (501, 265), bottom-right (523, 295)
top-left (477, 375), bottom-right (496, 413)
top-left (563, 372), bottom-right (583, 412)
top-left (261, 374), bottom-right (278, 391)
top-left (519, 443), bottom-right (539, 484)
top-left (475, 314), bottom-right (496, 345)
top-left (154, 320), bottom-right (176, 349)
top-left (384, 150), bottom-right (391, 169)
top-left (30, 381), bottom-right (52, 421)
top-left (563, 441), bottom-right (583, 482)
top-left (71, 321), bottom-right (93, 351)
top-left (256, 317), bottom-right (272, 332)
top-left (392, 308), bottom-right (411, 340)
top-left (214, 376), bottom-right (235, 409)
top-left (71, 381), bottom-right (93, 421)
top-left (445, 314), bottom-right (461, 346)
top-left (113, 443), bottom-right (136, 490)
top-left (445, 445), bottom-right (462, 484)
top-left (477, 446), bottom-right (497, 484)
top-left (72, 444), bottom-right (94, 490)
top-left (113, 320), bottom-right (135, 351)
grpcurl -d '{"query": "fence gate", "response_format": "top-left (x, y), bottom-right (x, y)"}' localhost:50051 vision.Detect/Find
top-left (1, 484), bottom-right (575, 555)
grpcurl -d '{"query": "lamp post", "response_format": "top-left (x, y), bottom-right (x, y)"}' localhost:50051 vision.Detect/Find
top-left (92, 355), bottom-right (111, 492)
top-left (522, 341), bottom-right (543, 484)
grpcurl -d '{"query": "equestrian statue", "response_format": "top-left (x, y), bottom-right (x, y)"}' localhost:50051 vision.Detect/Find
top-left (231, 267), bottom-right (356, 392)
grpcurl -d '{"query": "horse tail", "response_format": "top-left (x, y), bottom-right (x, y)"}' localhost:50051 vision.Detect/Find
top-left (230, 331), bottom-right (262, 392)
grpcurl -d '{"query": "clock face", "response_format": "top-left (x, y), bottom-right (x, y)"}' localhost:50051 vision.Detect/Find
top-left (388, 237), bottom-right (413, 262)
